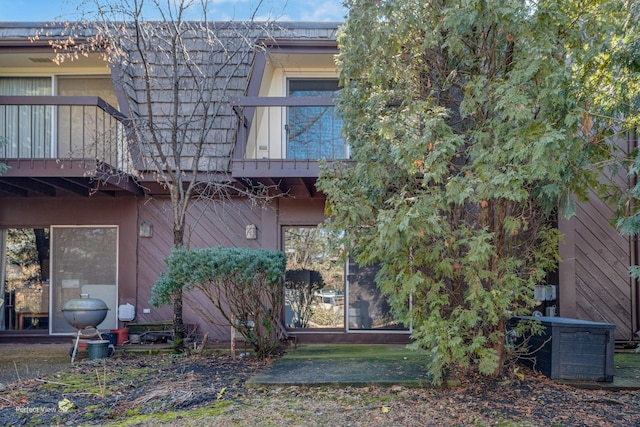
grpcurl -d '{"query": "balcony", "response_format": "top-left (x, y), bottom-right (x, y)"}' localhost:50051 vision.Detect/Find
top-left (231, 96), bottom-right (350, 197)
top-left (0, 96), bottom-right (142, 197)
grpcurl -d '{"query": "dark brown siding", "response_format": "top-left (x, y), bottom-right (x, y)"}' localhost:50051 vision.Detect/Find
top-left (135, 196), bottom-right (412, 344)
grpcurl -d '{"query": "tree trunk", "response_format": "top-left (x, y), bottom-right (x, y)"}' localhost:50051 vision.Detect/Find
top-left (492, 318), bottom-right (506, 377)
top-left (172, 289), bottom-right (185, 352)
top-left (33, 228), bottom-right (49, 279)
top-left (172, 222), bottom-right (186, 352)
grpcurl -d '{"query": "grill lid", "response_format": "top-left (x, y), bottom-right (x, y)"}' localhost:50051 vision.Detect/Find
top-left (62, 293), bottom-right (109, 312)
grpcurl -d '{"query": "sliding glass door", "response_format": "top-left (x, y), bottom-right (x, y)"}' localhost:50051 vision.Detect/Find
top-left (283, 225), bottom-right (410, 332)
top-left (346, 261), bottom-right (409, 331)
top-left (0, 77), bottom-right (52, 158)
top-left (0, 228), bottom-right (50, 331)
top-left (284, 226), bottom-right (344, 329)
top-left (50, 226), bottom-right (118, 334)
top-left (287, 79), bottom-right (344, 160)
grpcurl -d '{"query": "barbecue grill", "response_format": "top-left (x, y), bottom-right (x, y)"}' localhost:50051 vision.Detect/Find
top-left (62, 293), bottom-right (114, 362)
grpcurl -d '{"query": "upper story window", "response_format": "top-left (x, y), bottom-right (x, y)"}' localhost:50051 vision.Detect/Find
top-left (0, 77), bottom-right (51, 96)
top-left (287, 79), bottom-right (344, 160)
top-left (0, 77), bottom-right (52, 157)
top-left (235, 40), bottom-right (348, 163)
top-left (0, 75), bottom-right (120, 160)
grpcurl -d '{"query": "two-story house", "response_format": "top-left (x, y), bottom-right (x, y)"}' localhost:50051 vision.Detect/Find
top-left (0, 22), bottom-right (411, 344)
top-left (0, 21), bottom-right (637, 345)
top-left (0, 23), bottom-right (140, 338)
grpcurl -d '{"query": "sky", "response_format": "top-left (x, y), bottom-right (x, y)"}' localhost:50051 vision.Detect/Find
top-left (0, 0), bottom-right (347, 23)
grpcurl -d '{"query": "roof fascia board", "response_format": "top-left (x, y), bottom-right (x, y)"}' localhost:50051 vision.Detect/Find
top-left (260, 38), bottom-right (338, 54)
top-left (0, 38), bottom-right (92, 51)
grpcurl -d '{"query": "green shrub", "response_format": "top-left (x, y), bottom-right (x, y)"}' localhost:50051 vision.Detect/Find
top-left (151, 247), bottom-right (287, 358)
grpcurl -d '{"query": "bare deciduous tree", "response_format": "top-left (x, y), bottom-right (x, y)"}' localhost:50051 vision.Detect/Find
top-left (46, 0), bottom-right (282, 351)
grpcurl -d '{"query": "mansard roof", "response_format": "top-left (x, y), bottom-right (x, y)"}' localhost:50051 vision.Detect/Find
top-left (0, 21), bottom-right (339, 177)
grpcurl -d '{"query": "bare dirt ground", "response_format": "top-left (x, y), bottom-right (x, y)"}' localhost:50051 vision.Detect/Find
top-left (0, 343), bottom-right (72, 386)
top-left (0, 344), bottom-right (639, 426)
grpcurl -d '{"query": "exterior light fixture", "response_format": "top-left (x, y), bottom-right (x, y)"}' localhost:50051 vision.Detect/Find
top-left (139, 221), bottom-right (153, 238)
top-left (245, 224), bottom-right (257, 240)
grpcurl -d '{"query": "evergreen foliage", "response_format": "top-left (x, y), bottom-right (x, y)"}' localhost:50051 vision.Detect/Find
top-left (151, 247), bottom-right (287, 358)
top-left (613, 2), bottom-right (640, 241)
top-left (318, 0), bottom-right (633, 383)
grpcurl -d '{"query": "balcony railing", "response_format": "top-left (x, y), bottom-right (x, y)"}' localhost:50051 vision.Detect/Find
top-left (0, 96), bottom-right (132, 174)
top-left (232, 96), bottom-right (348, 165)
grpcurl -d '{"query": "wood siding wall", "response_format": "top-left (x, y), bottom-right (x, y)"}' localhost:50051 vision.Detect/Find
top-left (560, 196), bottom-right (634, 341)
top-left (0, 196), bottom-right (139, 322)
top-left (559, 138), bottom-right (638, 341)
top-left (135, 197), bottom-right (279, 342)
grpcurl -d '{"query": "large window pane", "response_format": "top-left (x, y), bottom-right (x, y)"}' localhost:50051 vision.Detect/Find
top-left (0, 77), bottom-right (52, 158)
top-left (284, 226), bottom-right (344, 328)
top-left (347, 261), bottom-right (410, 331)
top-left (287, 79), bottom-right (344, 160)
top-left (0, 228), bottom-right (50, 331)
top-left (50, 227), bottom-right (118, 333)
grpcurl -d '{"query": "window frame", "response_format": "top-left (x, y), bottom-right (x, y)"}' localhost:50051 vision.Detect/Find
top-left (285, 77), bottom-right (344, 160)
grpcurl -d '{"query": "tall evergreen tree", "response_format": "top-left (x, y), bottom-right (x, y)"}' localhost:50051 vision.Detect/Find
top-left (318, 0), bottom-right (635, 383)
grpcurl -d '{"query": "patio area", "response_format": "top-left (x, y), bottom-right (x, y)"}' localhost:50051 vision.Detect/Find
top-left (246, 344), bottom-right (640, 390)
top-left (246, 344), bottom-right (432, 387)
top-left (1, 342), bottom-right (639, 390)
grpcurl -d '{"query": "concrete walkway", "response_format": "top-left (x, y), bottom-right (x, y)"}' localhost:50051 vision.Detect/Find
top-left (247, 344), bottom-right (432, 387)
top-left (1, 343), bottom-right (639, 390)
top-left (247, 344), bottom-right (640, 390)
